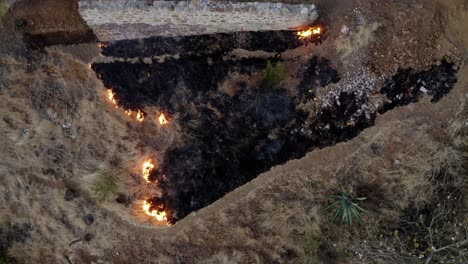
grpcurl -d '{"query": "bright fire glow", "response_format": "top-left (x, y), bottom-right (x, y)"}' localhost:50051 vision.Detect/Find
top-left (142, 159), bottom-right (155, 183)
top-left (143, 201), bottom-right (167, 222)
top-left (297, 26), bottom-right (322, 39)
top-left (159, 113), bottom-right (168, 125)
top-left (107, 89), bottom-right (119, 108)
top-left (105, 90), bottom-right (145, 122)
top-left (136, 110), bottom-right (145, 122)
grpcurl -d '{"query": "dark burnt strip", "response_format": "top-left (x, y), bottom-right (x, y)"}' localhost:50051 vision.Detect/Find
top-left (100, 30), bottom-right (304, 58)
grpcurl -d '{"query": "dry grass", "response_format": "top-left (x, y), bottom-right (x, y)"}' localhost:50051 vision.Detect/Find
top-left (0, 46), bottom-right (466, 264)
top-left (0, 0), bottom-right (466, 262)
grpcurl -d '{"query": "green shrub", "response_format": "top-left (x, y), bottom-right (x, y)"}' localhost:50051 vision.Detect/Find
top-left (261, 61), bottom-right (287, 90)
top-left (327, 192), bottom-right (368, 230)
top-left (92, 172), bottom-right (118, 202)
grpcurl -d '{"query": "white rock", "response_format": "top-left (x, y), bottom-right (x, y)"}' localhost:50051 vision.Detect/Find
top-left (62, 122), bottom-right (72, 129)
top-left (341, 25), bottom-right (350, 34)
top-left (300, 7), bottom-right (309, 15)
top-left (309, 10), bottom-right (318, 22)
top-left (419, 86), bottom-right (428, 93)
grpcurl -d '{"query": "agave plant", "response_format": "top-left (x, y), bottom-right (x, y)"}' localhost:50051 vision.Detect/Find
top-left (328, 192), bottom-right (368, 230)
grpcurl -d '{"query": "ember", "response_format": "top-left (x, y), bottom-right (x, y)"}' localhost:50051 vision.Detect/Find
top-left (159, 113), bottom-right (168, 125)
top-left (143, 200), bottom-right (167, 222)
top-left (142, 159), bottom-right (155, 183)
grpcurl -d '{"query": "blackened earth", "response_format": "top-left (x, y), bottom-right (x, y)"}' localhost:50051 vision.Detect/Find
top-left (93, 34), bottom-right (457, 224)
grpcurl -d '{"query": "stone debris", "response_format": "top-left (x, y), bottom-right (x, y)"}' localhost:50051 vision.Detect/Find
top-left (79, 0), bottom-right (318, 40)
top-left (62, 121), bottom-right (72, 129)
top-left (19, 128), bottom-right (29, 137)
top-left (341, 25), bottom-right (350, 34)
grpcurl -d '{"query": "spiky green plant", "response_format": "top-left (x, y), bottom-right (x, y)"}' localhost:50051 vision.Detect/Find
top-left (328, 192), bottom-right (368, 230)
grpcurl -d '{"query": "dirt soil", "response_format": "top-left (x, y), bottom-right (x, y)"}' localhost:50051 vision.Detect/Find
top-left (0, 0), bottom-right (467, 263)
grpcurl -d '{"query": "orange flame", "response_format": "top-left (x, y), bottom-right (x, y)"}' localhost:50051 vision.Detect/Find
top-left (143, 201), bottom-right (167, 222)
top-left (105, 90), bottom-right (147, 122)
top-left (136, 110), bottom-right (145, 122)
top-left (107, 89), bottom-right (119, 108)
top-left (142, 159), bottom-right (155, 183)
top-left (297, 26), bottom-right (322, 39)
top-left (159, 113), bottom-right (168, 125)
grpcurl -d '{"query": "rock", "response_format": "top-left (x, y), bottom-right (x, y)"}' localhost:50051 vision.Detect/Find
top-left (272, 8), bottom-right (281, 15)
top-left (19, 128), bottom-right (29, 137)
top-left (300, 7), bottom-right (309, 15)
top-left (309, 10), bottom-right (318, 22)
top-left (45, 108), bottom-right (57, 121)
top-left (341, 25), bottom-right (350, 34)
top-left (83, 214), bottom-right (94, 226)
top-left (419, 86), bottom-right (428, 93)
top-left (64, 189), bottom-right (76, 201)
top-left (62, 121), bottom-right (72, 129)
top-left (393, 159), bottom-right (401, 166)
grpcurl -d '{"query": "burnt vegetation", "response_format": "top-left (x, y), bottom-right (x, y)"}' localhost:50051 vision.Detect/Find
top-left (93, 33), bottom-right (458, 224)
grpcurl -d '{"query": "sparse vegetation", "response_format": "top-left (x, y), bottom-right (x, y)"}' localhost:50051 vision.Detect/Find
top-left (92, 172), bottom-right (118, 202)
top-left (0, 251), bottom-right (10, 264)
top-left (327, 191), bottom-right (368, 230)
top-left (260, 61), bottom-right (287, 90)
top-left (0, 0), bottom-right (8, 24)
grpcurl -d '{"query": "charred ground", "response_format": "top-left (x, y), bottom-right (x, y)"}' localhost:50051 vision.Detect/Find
top-left (93, 33), bottom-right (458, 223)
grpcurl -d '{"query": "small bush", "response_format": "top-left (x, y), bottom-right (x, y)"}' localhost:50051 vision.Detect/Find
top-left (261, 61), bottom-right (287, 90)
top-left (92, 172), bottom-right (118, 202)
top-left (327, 192), bottom-right (368, 230)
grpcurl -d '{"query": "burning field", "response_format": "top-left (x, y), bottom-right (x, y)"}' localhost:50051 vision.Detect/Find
top-left (0, 0), bottom-right (467, 263)
top-left (91, 26), bottom-right (459, 225)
